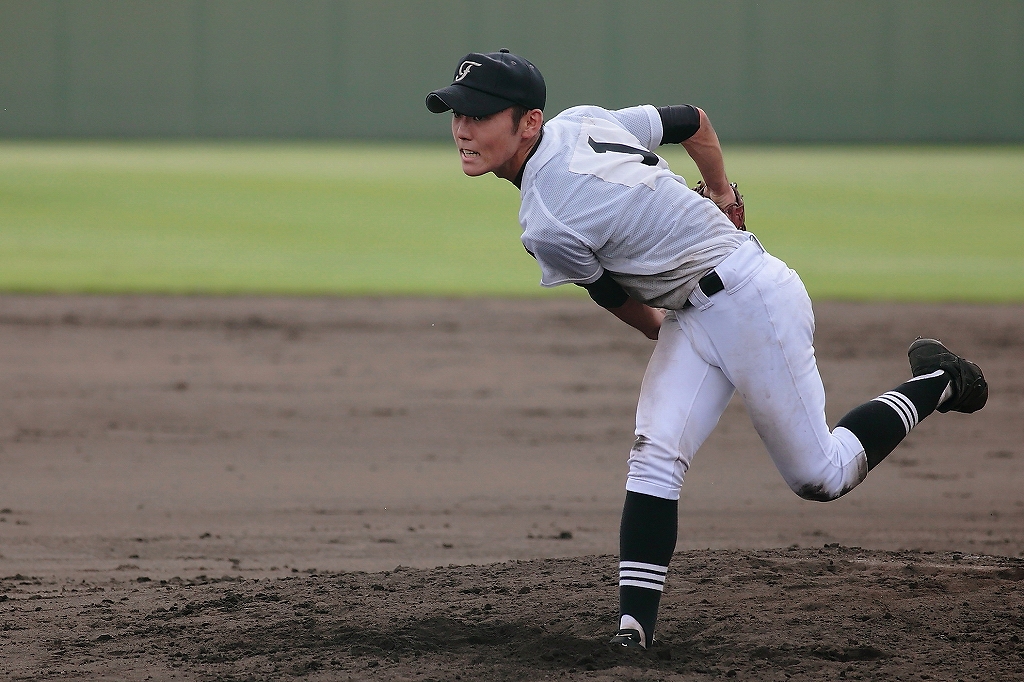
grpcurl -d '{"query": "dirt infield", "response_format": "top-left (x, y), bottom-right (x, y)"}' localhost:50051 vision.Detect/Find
top-left (1, 295), bottom-right (1023, 680)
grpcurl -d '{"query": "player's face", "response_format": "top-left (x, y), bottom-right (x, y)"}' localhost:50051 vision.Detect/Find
top-left (451, 109), bottom-right (522, 178)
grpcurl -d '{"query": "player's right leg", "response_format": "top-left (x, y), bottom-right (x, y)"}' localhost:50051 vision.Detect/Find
top-left (907, 338), bottom-right (987, 414)
top-left (677, 244), bottom-right (871, 501)
top-left (685, 242), bottom-right (987, 500)
top-left (833, 337), bottom-right (987, 469)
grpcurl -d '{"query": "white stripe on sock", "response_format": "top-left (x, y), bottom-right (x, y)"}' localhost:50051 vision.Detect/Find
top-left (619, 579), bottom-right (665, 591)
top-left (872, 393), bottom-right (913, 430)
top-left (619, 561), bottom-right (668, 574)
top-left (619, 561), bottom-right (668, 590)
top-left (620, 570), bottom-right (666, 584)
top-left (882, 390), bottom-right (919, 427)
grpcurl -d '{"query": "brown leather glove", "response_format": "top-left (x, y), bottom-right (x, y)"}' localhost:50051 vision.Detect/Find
top-left (692, 181), bottom-right (746, 231)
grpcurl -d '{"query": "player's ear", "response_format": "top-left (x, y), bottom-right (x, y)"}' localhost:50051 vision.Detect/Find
top-left (524, 109), bottom-right (544, 135)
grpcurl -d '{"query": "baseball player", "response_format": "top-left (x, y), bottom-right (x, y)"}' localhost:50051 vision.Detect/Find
top-left (426, 50), bottom-right (988, 651)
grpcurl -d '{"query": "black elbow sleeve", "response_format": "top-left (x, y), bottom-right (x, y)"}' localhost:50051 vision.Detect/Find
top-left (657, 105), bottom-right (701, 144)
top-left (578, 271), bottom-right (629, 309)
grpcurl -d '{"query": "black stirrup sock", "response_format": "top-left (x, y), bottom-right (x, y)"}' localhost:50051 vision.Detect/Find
top-left (837, 370), bottom-right (949, 470)
top-left (618, 490), bottom-right (678, 645)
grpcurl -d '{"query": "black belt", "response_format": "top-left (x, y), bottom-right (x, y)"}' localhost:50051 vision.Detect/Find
top-left (682, 270), bottom-right (725, 309)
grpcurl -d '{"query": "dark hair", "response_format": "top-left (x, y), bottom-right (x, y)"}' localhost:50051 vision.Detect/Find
top-left (510, 105), bottom-right (531, 133)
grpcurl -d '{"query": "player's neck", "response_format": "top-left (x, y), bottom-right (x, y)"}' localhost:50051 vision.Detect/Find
top-left (504, 129), bottom-right (544, 188)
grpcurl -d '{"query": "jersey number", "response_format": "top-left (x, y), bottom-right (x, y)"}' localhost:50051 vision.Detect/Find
top-left (587, 136), bottom-right (659, 166)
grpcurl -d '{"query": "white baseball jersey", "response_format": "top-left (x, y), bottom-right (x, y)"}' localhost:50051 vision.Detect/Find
top-left (519, 105), bottom-right (747, 310)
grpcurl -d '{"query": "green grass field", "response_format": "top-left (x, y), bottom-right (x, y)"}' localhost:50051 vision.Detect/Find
top-left (1, 142), bottom-right (1022, 301)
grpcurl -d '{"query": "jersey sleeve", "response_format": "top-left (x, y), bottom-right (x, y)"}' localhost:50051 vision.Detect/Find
top-left (606, 105), bottom-right (664, 151)
top-left (656, 105), bottom-right (701, 144)
top-left (520, 187), bottom-right (603, 287)
top-left (578, 270), bottom-right (629, 308)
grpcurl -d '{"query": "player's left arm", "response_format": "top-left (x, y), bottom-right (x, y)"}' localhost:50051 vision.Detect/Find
top-left (677, 107), bottom-right (736, 210)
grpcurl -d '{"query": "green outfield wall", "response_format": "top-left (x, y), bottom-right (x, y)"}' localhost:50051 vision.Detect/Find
top-left (1, 0), bottom-right (1022, 142)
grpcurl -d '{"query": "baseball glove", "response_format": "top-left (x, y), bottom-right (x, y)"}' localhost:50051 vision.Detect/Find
top-left (692, 180), bottom-right (746, 230)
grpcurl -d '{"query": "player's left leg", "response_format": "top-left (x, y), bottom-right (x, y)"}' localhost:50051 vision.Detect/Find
top-left (611, 310), bottom-right (736, 650)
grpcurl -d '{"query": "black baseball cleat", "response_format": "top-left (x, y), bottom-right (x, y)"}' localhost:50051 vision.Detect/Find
top-left (908, 338), bottom-right (988, 414)
top-left (608, 628), bottom-right (646, 650)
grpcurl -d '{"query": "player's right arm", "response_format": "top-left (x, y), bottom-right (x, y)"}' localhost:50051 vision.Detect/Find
top-left (605, 297), bottom-right (664, 340)
top-left (578, 272), bottom-right (662, 340)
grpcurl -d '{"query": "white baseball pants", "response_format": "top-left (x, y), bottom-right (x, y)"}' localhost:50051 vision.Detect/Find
top-left (626, 236), bottom-right (868, 501)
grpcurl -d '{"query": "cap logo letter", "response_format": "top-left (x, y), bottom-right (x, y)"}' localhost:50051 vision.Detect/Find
top-left (455, 60), bottom-right (483, 82)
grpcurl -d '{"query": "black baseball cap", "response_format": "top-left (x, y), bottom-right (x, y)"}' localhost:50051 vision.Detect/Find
top-left (426, 49), bottom-right (545, 117)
